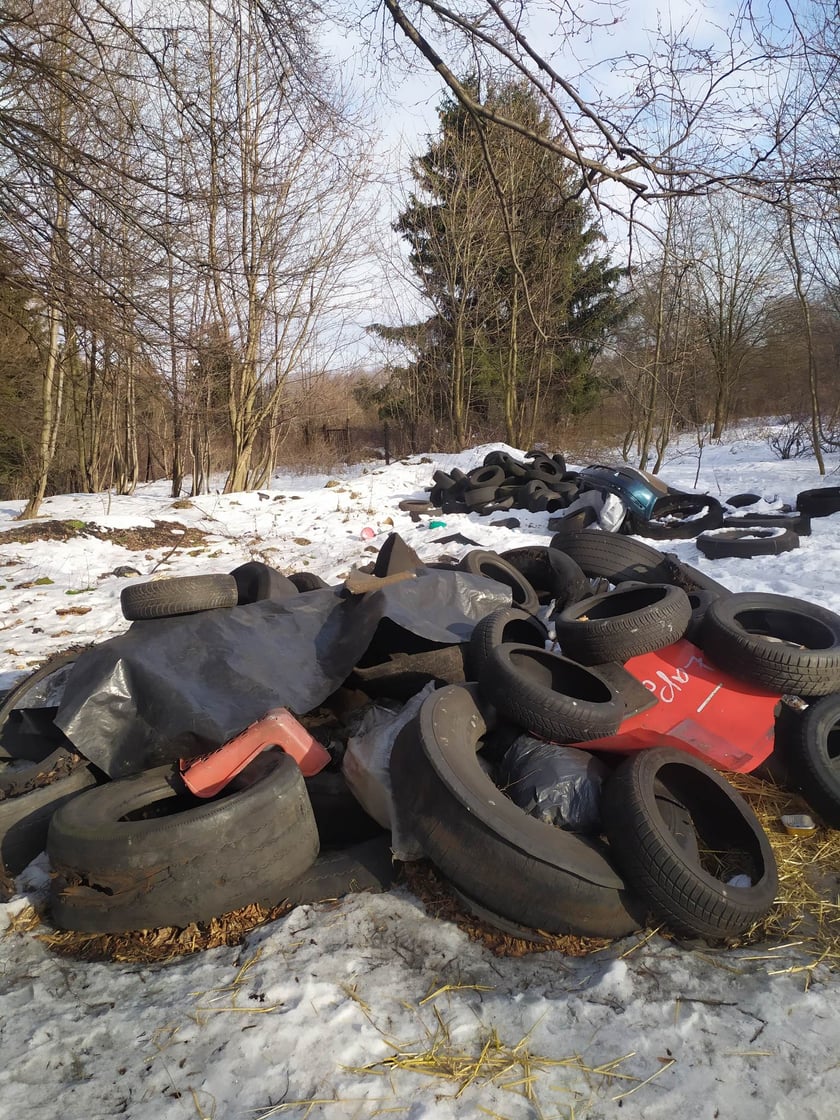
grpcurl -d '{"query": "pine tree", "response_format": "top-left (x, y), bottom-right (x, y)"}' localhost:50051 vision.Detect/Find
top-left (394, 79), bottom-right (626, 447)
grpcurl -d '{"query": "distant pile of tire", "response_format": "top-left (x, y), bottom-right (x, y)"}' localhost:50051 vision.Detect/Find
top-left (682, 490), bottom-right (814, 560)
top-left (693, 484), bottom-right (840, 561)
top-left (390, 532), bottom-right (793, 943)
top-left (430, 449), bottom-right (581, 515)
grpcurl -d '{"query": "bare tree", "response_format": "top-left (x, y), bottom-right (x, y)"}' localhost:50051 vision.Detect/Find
top-left (679, 193), bottom-right (778, 440)
top-left (376, 0), bottom-right (836, 208)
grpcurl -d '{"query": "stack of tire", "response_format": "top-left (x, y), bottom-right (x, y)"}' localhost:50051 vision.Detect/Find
top-left (430, 449), bottom-right (580, 515)
top-left (388, 533), bottom-right (790, 943)
top-left (542, 530), bottom-right (840, 841)
top-left (11, 536), bottom-right (840, 944)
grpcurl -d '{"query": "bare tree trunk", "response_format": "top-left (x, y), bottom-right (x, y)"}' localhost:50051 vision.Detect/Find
top-left (784, 199), bottom-right (825, 474)
top-left (504, 284), bottom-right (519, 446)
top-left (120, 354), bottom-right (139, 495)
top-left (21, 299), bottom-right (64, 518)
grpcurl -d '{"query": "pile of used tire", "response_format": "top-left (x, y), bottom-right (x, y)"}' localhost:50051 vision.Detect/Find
top-left (429, 450), bottom-right (839, 562)
top-left (1, 683), bottom-right (392, 938)
top-left (378, 534), bottom-right (840, 941)
top-left (0, 560), bottom-right (388, 934)
top-left (7, 531), bottom-right (840, 946)
top-left (430, 449), bottom-right (579, 515)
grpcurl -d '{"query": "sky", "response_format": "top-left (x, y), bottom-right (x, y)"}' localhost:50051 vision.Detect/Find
top-left (3, 422), bottom-right (840, 1119)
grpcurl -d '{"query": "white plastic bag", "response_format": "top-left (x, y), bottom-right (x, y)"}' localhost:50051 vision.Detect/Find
top-left (342, 681), bottom-right (436, 859)
top-left (558, 489), bottom-right (627, 532)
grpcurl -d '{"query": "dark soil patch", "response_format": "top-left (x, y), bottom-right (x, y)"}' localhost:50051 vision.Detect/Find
top-left (0, 520), bottom-right (209, 551)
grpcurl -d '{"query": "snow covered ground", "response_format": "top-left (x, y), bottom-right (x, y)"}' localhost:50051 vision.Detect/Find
top-left (2, 423), bottom-right (840, 1120)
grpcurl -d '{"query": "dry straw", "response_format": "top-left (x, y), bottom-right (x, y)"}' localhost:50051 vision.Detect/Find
top-left (729, 771), bottom-right (840, 968)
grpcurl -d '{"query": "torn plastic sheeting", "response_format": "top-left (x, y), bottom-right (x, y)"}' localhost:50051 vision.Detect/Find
top-left (55, 568), bottom-right (512, 779)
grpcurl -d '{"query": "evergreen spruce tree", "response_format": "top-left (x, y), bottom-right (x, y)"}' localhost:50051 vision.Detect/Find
top-left (392, 78), bottom-right (626, 447)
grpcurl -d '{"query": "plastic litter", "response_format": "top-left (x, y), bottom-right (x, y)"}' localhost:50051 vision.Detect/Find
top-left (56, 561), bottom-right (511, 778)
top-left (781, 813), bottom-right (816, 836)
top-left (497, 734), bottom-right (608, 832)
top-left (180, 707), bottom-right (331, 797)
top-left (360, 527), bottom-right (376, 540)
top-left (552, 489), bottom-right (627, 533)
top-left (342, 681), bottom-right (436, 858)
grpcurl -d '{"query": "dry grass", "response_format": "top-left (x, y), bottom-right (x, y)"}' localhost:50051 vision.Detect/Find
top-left (344, 1016), bottom-right (657, 1114)
top-left (26, 899), bottom-right (296, 964)
top-left (402, 862), bottom-right (613, 959)
top-left (730, 772), bottom-right (840, 966)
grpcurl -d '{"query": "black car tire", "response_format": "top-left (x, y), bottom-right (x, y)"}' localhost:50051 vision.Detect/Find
top-left (483, 452), bottom-right (527, 478)
top-left (389, 683), bottom-right (643, 938)
top-left (700, 592), bottom-right (840, 696)
top-left (499, 546), bottom-right (590, 608)
top-left (467, 465), bottom-right (505, 489)
top-left (522, 479), bottom-right (552, 512)
top-left (0, 761), bottom-right (101, 881)
top-left (480, 643), bottom-right (623, 742)
top-left (796, 487), bottom-right (840, 518)
top-left (458, 550), bottom-right (540, 615)
top-left (526, 458), bottom-right (563, 483)
top-left (726, 493), bottom-right (762, 508)
top-left (554, 584), bottom-right (691, 665)
top-left (722, 512), bottom-right (811, 536)
top-left (464, 485), bottom-right (501, 509)
top-left (777, 695), bottom-right (840, 828)
top-left (467, 607), bottom-right (548, 680)
top-left (697, 527), bottom-right (800, 560)
top-left (120, 574), bottom-right (238, 620)
top-left (48, 750), bottom-right (319, 933)
top-left (550, 529), bottom-right (674, 585)
top-left (475, 498), bottom-right (516, 515)
top-left (432, 469), bottom-right (457, 491)
top-left (398, 499), bottom-right (438, 514)
top-left (684, 589), bottom-right (727, 645)
top-left (0, 651), bottom-right (81, 762)
top-left (602, 748), bottom-right (778, 940)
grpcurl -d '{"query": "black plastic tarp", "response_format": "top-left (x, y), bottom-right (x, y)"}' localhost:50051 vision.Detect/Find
top-left (56, 568), bottom-right (511, 778)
